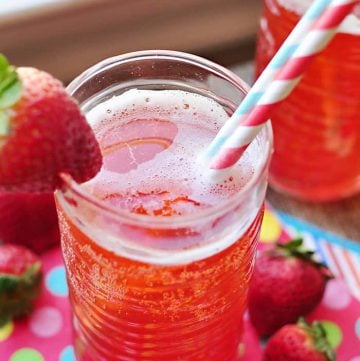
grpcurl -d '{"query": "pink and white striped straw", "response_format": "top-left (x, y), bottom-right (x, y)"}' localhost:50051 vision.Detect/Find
top-left (206, 0), bottom-right (359, 170)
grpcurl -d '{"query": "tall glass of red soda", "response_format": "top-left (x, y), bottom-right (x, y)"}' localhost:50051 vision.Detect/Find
top-left (55, 51), bottom-right (273, 361)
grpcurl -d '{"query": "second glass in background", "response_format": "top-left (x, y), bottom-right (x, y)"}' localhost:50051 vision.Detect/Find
top-left (256, 0), bottom-right (360, 201)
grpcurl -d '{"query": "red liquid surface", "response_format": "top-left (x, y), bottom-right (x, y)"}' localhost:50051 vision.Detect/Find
top-left (59, 200), bottom-right (263, 361)
top-left (256, 0), bottom-right (360, 201)
top-left (58, 98), bottom-right (264, 360)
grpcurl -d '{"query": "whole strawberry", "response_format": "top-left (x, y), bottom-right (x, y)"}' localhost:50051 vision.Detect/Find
top-left (248, 239), bottom-right (331, 337)
top-left (0, 192), bottom-right (60, 253)
top-left (0, 244), bottom-right (42, 326)
top-left (0, 54), bottom-right (102, 192)
top-left (263, 318), bottom-right (336, 361)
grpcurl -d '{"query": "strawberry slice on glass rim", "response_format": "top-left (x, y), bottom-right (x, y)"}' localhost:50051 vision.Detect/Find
top-left (0, 54), bottom-right (102, 193)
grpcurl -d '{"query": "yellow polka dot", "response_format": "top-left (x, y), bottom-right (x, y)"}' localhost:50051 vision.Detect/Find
top-left (260, 210), bottom-right (282, 243)
top-left (0, 321), bottom-right (14, 341)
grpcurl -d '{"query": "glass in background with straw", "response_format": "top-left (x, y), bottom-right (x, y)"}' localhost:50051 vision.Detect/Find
top-left (255, 0), bottom-right (360, 201)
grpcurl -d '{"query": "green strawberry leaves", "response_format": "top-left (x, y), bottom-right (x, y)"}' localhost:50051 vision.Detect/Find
top-left (0, 261), bottom-right (41, 293)
top-left (275, 238), bottom-right (333, 279)
top-left (0, 54), bottom-right (22, 108)
top-left (0, 54), bottom-right (22, 136)
top-left (276, 238), bottom-right (316, 260)
top-left (0, 260), bottom-right (42, 327)
top-left (0, 111), bottom-right (9, 136)
top-left (297, 318), bottom-right (336, 361)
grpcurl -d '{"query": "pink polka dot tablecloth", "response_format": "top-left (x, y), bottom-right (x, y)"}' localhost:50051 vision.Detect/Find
top-left (1, 209), bottom-right (360, 361)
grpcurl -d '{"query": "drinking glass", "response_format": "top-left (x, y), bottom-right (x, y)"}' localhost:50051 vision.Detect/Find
top-left (55, 50), bottom-right (273, 361)
top-left (256, 0), bottom-right (360, 201)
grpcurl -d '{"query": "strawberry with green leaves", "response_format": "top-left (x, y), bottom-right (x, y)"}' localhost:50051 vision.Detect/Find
top-left (248, 238), bottom-right (332, 337)
top-left (263, 318), bottom-right (336, 361)
top-left (0, 244), bottom-right (42, 326)
top-left (0, 54), bottom-right (102, 192)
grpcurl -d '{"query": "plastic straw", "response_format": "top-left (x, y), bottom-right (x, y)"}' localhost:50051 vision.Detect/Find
top-left (205, 0), bottom-right (359, 170)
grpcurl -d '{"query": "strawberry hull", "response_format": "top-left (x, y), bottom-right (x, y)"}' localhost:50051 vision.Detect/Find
top-left (0, 262), bottom-right (42, 326)
top-left (0, 245), bottom-right (43, 326)
top-left (0, 192), bottom-right (60, 254)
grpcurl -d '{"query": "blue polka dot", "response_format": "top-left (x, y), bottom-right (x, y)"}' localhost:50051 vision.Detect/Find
top-left (46, 266), bottom-right (68, 297)
top-left (59, 345), bottom-right (75, 361)
top-left (356, 318), bottom-right (360, 339)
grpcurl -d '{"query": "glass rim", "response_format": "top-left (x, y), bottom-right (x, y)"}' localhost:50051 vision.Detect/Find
top-left (59, 50), bottom-right (273, 227)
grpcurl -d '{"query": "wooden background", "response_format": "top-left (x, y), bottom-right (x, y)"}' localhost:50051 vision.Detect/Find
top-left (1, 0), bottom-right (359, 241)
top-left (0, 0), bottom-right (262, 83)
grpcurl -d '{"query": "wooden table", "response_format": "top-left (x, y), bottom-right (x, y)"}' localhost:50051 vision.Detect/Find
top-left (267, 189), bottom-right (360, 242)
top-left (232, 63), bottom-right (360, 242)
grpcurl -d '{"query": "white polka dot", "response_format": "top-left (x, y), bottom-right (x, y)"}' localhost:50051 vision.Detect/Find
top-left (322, 279), bottom-right (351, 310)
top-left (73, 316), bottom-right (80, 332)
top-left (29, 306), bottom-right (63, 338)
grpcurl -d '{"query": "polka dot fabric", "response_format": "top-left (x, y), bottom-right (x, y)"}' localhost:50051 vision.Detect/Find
top-left (0, 209), bottom-right (359, 360)
top-left (0, 247), bottom-right (74, 361)
top-left (241, 214), bottom-right (360, 360)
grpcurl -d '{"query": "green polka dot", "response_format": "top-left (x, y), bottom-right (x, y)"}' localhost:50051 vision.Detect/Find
top-left (260, 210), bottom-right (282, 243)
top-left (320, 321), bottom-right (343, 349)
top-left (10, 348), bottom-right (44, 361)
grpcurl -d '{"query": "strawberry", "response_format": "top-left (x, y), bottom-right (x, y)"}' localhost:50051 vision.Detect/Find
top-left (0, 192), bottom-right (60, 253)
top-left (0, 244), bottom-right (42, 326)
top-left (248, 239), bottom-right (331, 337)
top-left (0, 54), bottom-right (102, 192)
top-left (263, 318), bottom-right (336, 361)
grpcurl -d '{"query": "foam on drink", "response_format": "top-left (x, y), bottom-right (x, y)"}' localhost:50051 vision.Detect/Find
top-left (83, 89), bottom-right (258, 214)
top-left (71, 89), bottom-right (266, 264)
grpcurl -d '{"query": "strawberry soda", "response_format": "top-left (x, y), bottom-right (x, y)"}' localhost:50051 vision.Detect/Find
top-left (55, 51), bottom-right (273, 361)
top-left (256, 0), bottom-right (360, 201)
